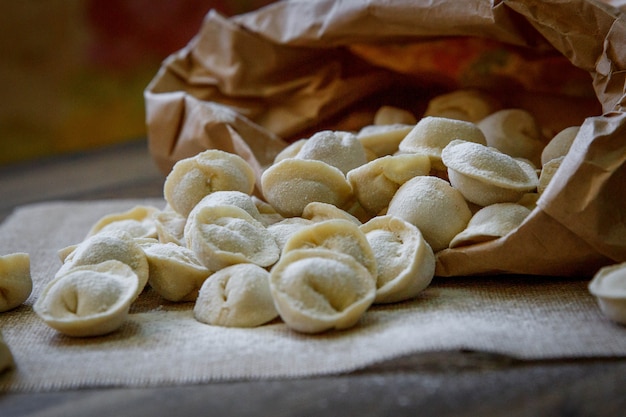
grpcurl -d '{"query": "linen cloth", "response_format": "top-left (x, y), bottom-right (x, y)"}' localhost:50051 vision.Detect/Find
top-left (1, 199), bottom-right (625, 393)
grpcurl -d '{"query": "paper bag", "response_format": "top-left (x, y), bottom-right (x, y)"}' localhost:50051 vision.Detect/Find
top-left (144, 0), bottom-right (626, 277)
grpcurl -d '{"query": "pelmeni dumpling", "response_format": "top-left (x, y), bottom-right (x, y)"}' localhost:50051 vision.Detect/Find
top-left (538, 156), bottom-right (565, 195)
top-left (163, 149), bottom-right (256, 217)
top-left (34, 260), bottom-right (139, 337)
top-left (295, 130), bottom-right (368, 175)
top-left (261, 158), bottom-right (353, 218)
top-left (373, 105), bottom-right (417, 125)
top-left (360, 216), bottom-right (435, 304)
top-left (267, 217), bottom-right (314, 251)
top-left (387, 176), bottom-right (472, 252)
top-left (347, 153), bottom-right (431, 216)
top-left (142, 242), bottom-right (212, 302)
top-left (86, 205), bottom-right (159, 239)
top-left (441, 140), bottom-right (539, 206)
top-left (423, 89), bottom-right (500, 123)
top-left (282, 219), bottom-right (378, 279)
top-left (302, 202), bottom-right (361, 225)
top-left (0, 253), bottom-right (32, 312)
top-left (273, 139), bottom-right (307, 165)
top-left (153, 206), bottom-right (187, 245)
top-left (251, 196), bottom-right (284, 226)
top-left (56, 230), bottom-right (149, 299)
top-left (269, 249), bottom-right (376, 333)
top-left (588, 262), bottom-right (626, 325)
top-left (185, 204), bottom-right (280, 271)
top-left (541, 126), bottom-right (579, 166)
top-left (194, 263), bottom-right (278, 328)
top-left (193, 190), bottom-right (264, 223)
top-left (477, 109), bottom-right (545, 167)
top-left (398, 116), bottom-right (487, 171)
top-left (449, 203), bottom-right (531, 248)
top-left (356, 124), bottom-right (414, 158)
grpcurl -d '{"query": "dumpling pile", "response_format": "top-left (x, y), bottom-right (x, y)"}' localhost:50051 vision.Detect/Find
top-left (28, 88), bottom-right (581, 337)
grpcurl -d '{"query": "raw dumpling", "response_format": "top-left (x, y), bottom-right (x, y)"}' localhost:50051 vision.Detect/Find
top-left (356, 124), bottom-right (414, 158)
top-left (387, 175), bottom-right (472, 252)
top-left (86, 205), bottom-right (159, 239)
top-left (360, 216), bottom-right (435, 304)
top-left (56, 230), bottom-right (149, 299)
top-left (269, 249), bottom-right (376, 333)
top-left (477, 109), bottom-right (545, 167)
top-left (538, 156), bottom-right (565, 195)
top-left (441, 139), bottom-right (539, 206)
top-left (347, 153), bottom-right (431, 216)
top-left (267, 217), bottom-right (314, 251)
top-left (541, 126), bottom-right (579, 165)
top-left (273, 139), bottom-right (307, 165)
top-left (282, 219), bottom-right (378, 279)
top-left (143, 242), bottom-right (213, 302)
top-left (0, 253), bottom-right (32, 312)
top-left (588, 262), bottom-right (626, 325)
top-left (295, 130), bottom-right (367, 175)
top-left (163, 149), bottom-right (256, 217)
top-left (193, 190), bottom-right (264, 223)
top-left (302, 201), bottom-right (362, 225)
top-left (373, 105), bottom-right (417, 125)
top-left (423, 89), bottom-right (500, 123)
top-left (251, 196), bottom-right (284, 226)
top-left (153, 207), bottom-right (187, 245)
top-left (194, 263), bottom-right (278, 328)
top-left (449, 203), bottom-right (531, 248)
top-left (34, 260), bottom-right (139, 337)
top-left (261, 158), bottom-right (353, 218)
top-left (185, 204), bottom-right (280, 271)
top-left (398, 116), bottom-right (487, 171)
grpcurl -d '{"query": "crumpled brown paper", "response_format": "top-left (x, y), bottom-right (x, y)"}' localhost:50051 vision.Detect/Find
top-left (144, 0), bottom-right (626, 277)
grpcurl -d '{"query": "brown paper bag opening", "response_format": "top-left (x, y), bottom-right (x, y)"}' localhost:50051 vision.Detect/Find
top-left (145, 0), bottom-right (626, 278)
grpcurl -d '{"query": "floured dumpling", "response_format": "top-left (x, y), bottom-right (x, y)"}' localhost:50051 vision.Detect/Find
top-left (86, 205), bottom-right (159, 239)
top-left (153, 207), bottom-right (187, 245)
top-left (302, 201), bottom-right (362, 225)
top-left (185, 204), bottom-right (280, 271)
top-left (441, 139), bottom-right (539, 206)
top-left (347, 153), bottom-right (431, 216)
top-left (193, 190), bottom-right (264, 223)
top-left (398, 116), bottom-right (487, 171)
top-left (0, 253), bottom-right (32, 312)
top-left (163, 149), bottom-right (256, 217)
top-left (56, 230), bottom-right (149, 299)
top-left (588, 262), bottom-right (626, 325)
top-left (356, 124), bottom-right (414, 158)
top-left (194, 263), bottom-right (278, 328)
top-left (373, 105), bottom-right (417, 125)
top-left (273, 139), bottom-right (307, 165)
top-left (541, 126), bottom-right (579, 165)
top-left (251, 196), bottom-right (284, 226)
top-left (387, 175), bottom-right (472, 252)
top-left (56, 230), bottom-right (149, 296)
top-left (261, 158), bottom-right (353, 218)
top-left (269, 249), bottom-right (376, 333)
top-left (295, 130), bottom-right (368, 175)
top-left (282, 219), bottom-right (378, 279)
top-left (477, 109), bottom-right (545, 167)
top-left (267, 217), bottom-right (314, 251)
top-left (34, 260), bottom-right (139, 337)
top-left (538, 156), bottom-right (565, 195)
top-left (360, 216), bottom-right (435, 304)
top-left (449, 203), bottom-right (531, 248)
top-left (142, 242), bottom-right (213, 302)
top-left (423, 89), bottom-right (500, 123)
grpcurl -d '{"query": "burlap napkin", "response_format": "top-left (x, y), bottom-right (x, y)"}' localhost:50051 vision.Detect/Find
top-left (1, 200), bottom-right (625, 393)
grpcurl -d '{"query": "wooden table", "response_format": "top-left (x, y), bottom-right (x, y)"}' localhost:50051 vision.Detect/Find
top-left (1, 140), bottom-right (625, 417)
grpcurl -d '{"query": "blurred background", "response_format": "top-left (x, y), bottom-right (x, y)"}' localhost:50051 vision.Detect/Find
top-left (0, 0), bottom-right (275, 166)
